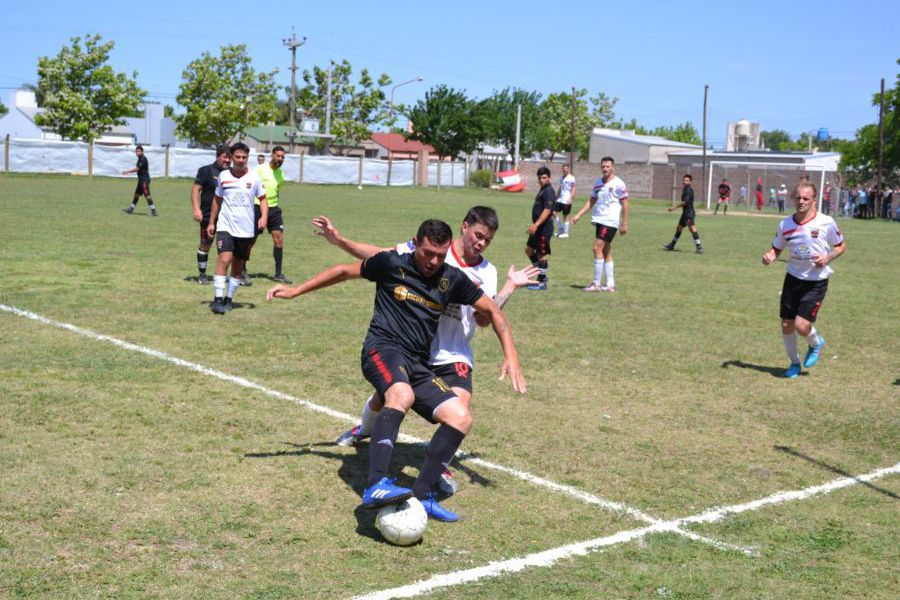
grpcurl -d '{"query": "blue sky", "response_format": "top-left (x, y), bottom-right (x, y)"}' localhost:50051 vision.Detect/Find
top-left (1, 0), bottom-right (896, 147)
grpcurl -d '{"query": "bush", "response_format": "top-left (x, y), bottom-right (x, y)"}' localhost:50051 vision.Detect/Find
top-left (469, 169), bottom-right (494, 188)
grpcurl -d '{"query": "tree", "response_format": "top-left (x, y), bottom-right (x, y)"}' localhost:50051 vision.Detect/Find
top-left (479, 88), bottom-right (546, 161)
top-left (0, 99), bottom-right (6, 114)
top-left (35, 34), bottom-right (146, 143)
top-left (760, 129), bottom-right (796, 152)
top-left (541, 89), bottom-right (620, 160)
top-left (405, 85), bottom-right (481, 159)
top-left (296, 60), bottom-right (391, 154)
top-left (175, 44), bottom-right (278, 147)
top-left (163, 105), bottom-right (175, 118)
top-left (623, 119), bottom-right (702, 145)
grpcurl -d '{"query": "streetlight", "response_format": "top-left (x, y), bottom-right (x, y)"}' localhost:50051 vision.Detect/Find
top-left (389, 77), bottom-right (423, 117)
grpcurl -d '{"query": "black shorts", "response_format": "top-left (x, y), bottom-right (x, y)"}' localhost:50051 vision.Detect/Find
top-left (780, 273), bottom-right (828, 322)
top-left (254, 205), bottom-right (284, 234)
top-left (361, 343), bottom-right (456, 424)
top-left (594, 223), bottom-right (618, 243)
top-left (216, 231), bottom-right (254, 261)
top-left (200, 217), bottom-right (214, 247)
top-left (678, 213), bottom-right (695, 228)
top-left (432, 362), bottom-right (473, 393)
top-left (135, 180), bottom-right (151, 197)
top-left (527, 233), bottom-right (551, 256)
top-left (553, 202), bottom-right (572, 216)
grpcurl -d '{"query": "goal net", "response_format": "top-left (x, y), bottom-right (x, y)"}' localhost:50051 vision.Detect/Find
top-left (705, 162), bottom-right (838, 217)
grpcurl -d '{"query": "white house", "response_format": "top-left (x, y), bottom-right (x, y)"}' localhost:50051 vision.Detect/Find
top-left (589, 128), bottom-right (702, 165)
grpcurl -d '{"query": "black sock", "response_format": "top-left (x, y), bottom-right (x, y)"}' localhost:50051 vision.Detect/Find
top-left (197, 250), bottom-right (208, 275)
top-left (413, 424), bottom-right (466, 499)
top-left (537, 260), bottom-right (548, 284)
top-left (273, 246), bottom-right (284, 275)
top-left (692, 231), bottom-right (701, 246)
top-left (367, 407), bottom-right (405, 487)
top-left (146, 197), bottom-right (155, 207)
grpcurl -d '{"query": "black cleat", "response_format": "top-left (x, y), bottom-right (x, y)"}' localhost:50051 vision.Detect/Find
top-left (122, 206), bottom-right (135, 214)
top-left (223, 297), bottom-right (233, 312)
top-left (695, 247), bottom-right (704, 254)
top-left (663, 243), bottom-right (675, 251)
top-left (211, 298), bottom-right (227, 314)
top-left (273, 273), bottom-right (293, 284)
top-left (198, 273), bottom-right (210, 285)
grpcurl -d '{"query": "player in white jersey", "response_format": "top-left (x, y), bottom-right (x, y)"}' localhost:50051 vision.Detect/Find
top-left (553, 163), bottom-right (577, 238)
top-left (316, 207), bottom-right (538, 495)
top-left (207, 142), bottom-right (268, 314)
top-left (762, 181), bottom-right (846, 378)
top-left (571, 156), bottom-right (629, 292)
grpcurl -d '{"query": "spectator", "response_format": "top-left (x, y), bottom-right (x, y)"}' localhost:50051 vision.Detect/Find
top-left (883, 186), bottom-right (893, 220)
top-left (823, 181), bottom-right (833, 215)
top-left (856, 186), bottom-right (868, 219)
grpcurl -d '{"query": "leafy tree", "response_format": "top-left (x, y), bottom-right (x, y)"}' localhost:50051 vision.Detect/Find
top-left (479, 87), bottom-right (546, 161)
top-left (622, 119), bottom-right (702, 145)
top-left (405, 85), bottom-right (480, 159)
top-left (175, 44), bottom-right (278, 147)
top-left (760, 129), bottom-right (795, 151)
top-left (163, 105), bottom-right (175, 118)
top-left (0, 99), bottom-right (6, 114)
top-left (35, 34), bottom-right (146, 142)
top-left (542, 89), bottom-right (620, 160)
top-left (296, 60), bottom-right (391, 154)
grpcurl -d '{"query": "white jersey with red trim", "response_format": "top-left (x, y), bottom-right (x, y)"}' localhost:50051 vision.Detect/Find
top-left (558, 174), bottom-right (576, 205)
top-left (214, 168), bottom-right (266, 237)
top-left (395, 239), bottom-right (498, 367)
top-left (771, 211), bottom-right (844, 280)
top-left (590, 175), bottom-right (628, 227)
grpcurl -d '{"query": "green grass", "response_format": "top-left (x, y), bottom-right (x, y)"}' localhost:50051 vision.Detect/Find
top-left (1, 174), bottom-right (898, 598)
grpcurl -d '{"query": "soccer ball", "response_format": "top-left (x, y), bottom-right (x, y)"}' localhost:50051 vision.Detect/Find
top-left (357, 185), bottom-right (363, 190)
top-left (375, 497), bottom-right (428, 546)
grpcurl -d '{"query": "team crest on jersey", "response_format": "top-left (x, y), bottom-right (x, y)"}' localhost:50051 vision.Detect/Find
top-left (810, 228), bottom-right (820, 238)
top-left (438, 277), bottom-right (449, 292)
top-left (245, 182), bottom-right (252, 189)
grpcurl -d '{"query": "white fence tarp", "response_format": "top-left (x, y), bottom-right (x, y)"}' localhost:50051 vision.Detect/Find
top-left (2, 138), bottom-right (466, 187)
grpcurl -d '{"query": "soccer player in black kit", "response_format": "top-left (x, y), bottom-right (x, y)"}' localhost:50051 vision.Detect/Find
top-left (191, 144), bottom-right (231, 284)
top-left (122, 145), bottom-right (157, 216)
top-left (267, 219), bottom-right (526, 522)
top-left (664, 174), bottom-right (703, 254)
top-left (525, 166), bottom-right (556, 290)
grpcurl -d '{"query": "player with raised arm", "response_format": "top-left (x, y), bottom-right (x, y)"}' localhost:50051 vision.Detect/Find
top-left (663, 174), bottom-right (703, 254)
top-left (554, 163), bottom-right (576, 238)
top-left (207, 142), bottom-right (267, 314)
top-left (762, 182), bottom-right (845, 378)
top-left (268, 219), bottom-right (526, 522)
top-left (571, 156), bottom-right (629, 292)
top-left (191, 144), bottom-right (230, 285)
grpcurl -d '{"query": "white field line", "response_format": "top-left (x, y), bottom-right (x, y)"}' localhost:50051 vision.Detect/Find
top-left (1, 303), bottom-right (747, 553)
top-left (353, 462), bottom-right (900, 600)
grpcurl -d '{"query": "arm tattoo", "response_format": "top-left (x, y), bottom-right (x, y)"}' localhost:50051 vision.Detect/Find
top-left (495, 292), bottom-right (511, 309)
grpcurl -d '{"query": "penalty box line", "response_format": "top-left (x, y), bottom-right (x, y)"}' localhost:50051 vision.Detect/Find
top-left (0, 303), bottom-right (746, 554)
top-left (353, 462), bottom-right (900, 600)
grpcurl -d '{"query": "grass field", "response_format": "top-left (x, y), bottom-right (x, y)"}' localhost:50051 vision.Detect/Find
top-left (1, 173), bottom-right (898, 599)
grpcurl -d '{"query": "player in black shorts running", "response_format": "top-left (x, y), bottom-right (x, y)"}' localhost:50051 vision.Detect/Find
top-left (267, 219), bottom-right (526, 522)
top-left (191, 144), bottom-right (231, 285)
top-left (663, 174), bottom-right (703, 254)
top-left (122, 145), bottom-right (157, 216)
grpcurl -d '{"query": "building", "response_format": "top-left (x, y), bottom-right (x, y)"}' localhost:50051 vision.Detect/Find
top-left (369, 132), bottom-right (437, 160)
top-left (589, 128), bottom-right (702, 165)
top-left (725, 120), bottom-right (762, 151)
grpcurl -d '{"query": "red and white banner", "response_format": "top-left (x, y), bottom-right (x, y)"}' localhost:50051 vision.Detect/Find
top-left (497, 169), bottom-right (525, 192)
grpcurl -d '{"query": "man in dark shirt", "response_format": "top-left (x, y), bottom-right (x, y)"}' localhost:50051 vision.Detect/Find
top-left (714, 178), bottom-right (730, 215)
top-left (525, 166), bottom-right (556, 290)
top-left (191, 144), bottom-right (231, 284)
top-left (663, 174), bottom-right (703, 254)
top-left (267, 219), bottom-right (525, 522)
top-left (122, 145), bottom-right (157, 216)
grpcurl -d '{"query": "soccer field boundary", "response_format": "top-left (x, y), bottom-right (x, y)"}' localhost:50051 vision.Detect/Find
top-left (352, 462), bottom-right (900, 600)
top-left (0, 303), bottom-right (749, 554)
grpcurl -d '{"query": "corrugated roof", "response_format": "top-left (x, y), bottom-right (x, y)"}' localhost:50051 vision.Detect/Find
top-left (370, 132), bottom-right (435, 153)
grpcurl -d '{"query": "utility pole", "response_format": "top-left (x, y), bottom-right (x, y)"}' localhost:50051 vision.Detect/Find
top-left (877, 77), bottom-right (885, 217)
top-left (514, 103), bottom-right (522, 169)
top-left (702, 84), bottom-right (709, 209)
top-left (282, 27), bottom-right (307, 153)
top-left (569, 86), bottom-right (576, 171)
top-left (323, 66), bottom-right (333, 156)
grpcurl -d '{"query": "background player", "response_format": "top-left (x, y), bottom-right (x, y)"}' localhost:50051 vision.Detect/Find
top-left (267, 219), bottom-right (526, 522)
top-left (191, 144), bottom-right (230, 285)
top-left (714, 178), bottom-right (730, 215)
top-left (122, 145), bottom-right (157, 216)
top-left (525, 166), bottom-right (555, 290)
top-left (207, 142), bottom-right (267, 314)
top-left (572, 156), bottom-right (629, 292)
top-left (663, 174), bottom-right (703, 254)
top-left (252, 146), bottom-right (293, 284)
top-left (762, 182), bottom-right (845, 378)
top-left (553, 163), bottom-right (576, 238)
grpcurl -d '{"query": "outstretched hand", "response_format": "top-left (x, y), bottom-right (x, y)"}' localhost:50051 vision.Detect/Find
top-left (267, 284), bottom-right (295, 301)
top-left (312, 215), bottom-right (340, 245)
top-left (498, 358), bottom-right (526, 394)
top-left (507, 264), bottom-right (540, 288)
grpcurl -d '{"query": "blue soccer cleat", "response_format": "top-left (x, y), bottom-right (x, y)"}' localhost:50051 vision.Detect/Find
top-left (803, 337), bottom-right (825, 368)
top-left (362, 477), bottom-right (413, 508)
top-left (335, 424), bottom-right (369, 447)
top-left (784, 363), bottom-right (802, 379)
top-left (420, 492), bottom-right (458, 522)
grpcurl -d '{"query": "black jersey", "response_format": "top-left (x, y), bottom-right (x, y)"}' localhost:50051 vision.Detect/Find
top-left (136, 155), bottom-right (150, 182)
top-left (718, 182), bottom-right (730, 198)
top-left (532, 184), bottom-right (556, 237)
top-left (193, 162), bottom-right (224, 217)
top-left (360, 250), bottom-right (484, 361)
top-left (681, 184), bottom-right (695, 216)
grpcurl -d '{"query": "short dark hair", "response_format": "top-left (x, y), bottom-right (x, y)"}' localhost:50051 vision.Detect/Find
top-left (230, 142), bottom-right (250, 155)
top-left (463, 206), bottom-right (499, 232)
top-left (415, 219), bottom-right (453, 246)
top-left (215, 144), bottom-right (230, 157)
top-left (135, 145), bottom-right (144, 152)
top-left (794, 181), bottom-right (817, 198)
top-left (683, 174), bottom-right (692, 181)
top-left (271, 145), bottom-right (285, 154)
top-left (537, 166), bottom-right (551, 178)
top-left (600, 156), bottom-right (614, 164)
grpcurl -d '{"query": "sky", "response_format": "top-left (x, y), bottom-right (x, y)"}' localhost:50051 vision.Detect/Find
top-left (1, 0), bottom-right (897, 148)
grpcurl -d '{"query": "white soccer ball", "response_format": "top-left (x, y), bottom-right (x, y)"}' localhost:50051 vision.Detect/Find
top-left (375, 497), bottom-right (428, 546)
top-left (357, 185), bottom-right (363, 190)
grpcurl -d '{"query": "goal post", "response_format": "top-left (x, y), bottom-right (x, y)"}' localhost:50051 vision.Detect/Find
top-left (706, 161), bottom-right (834, 215)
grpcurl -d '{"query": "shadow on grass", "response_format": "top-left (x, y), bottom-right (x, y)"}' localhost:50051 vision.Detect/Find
top-left (775, 445), bottom-right (899, 501)
top-left (720, 359), bottom-right (807, 378)
top-left (245, 440), bottom-right (495, 542)
top-left (183, 273), bottom-right (285, 284)
top-left (197, 300), bottom-right (258, 311)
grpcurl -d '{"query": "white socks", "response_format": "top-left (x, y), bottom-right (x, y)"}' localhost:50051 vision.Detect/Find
top-left (783, 333), bottom-right (801, 364)
top-left (593, 259), bottom-right (604, 285)
top-left (213, 274), bottom-right (227, 299)
top-left (226, 276), bottom-right (240, 299)
top-left (604, 261), bottom-right (615, 289)
top-left (806, 327), bottom-right (820, 348)
top-left (359, 394), bottom-right (381, 435)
